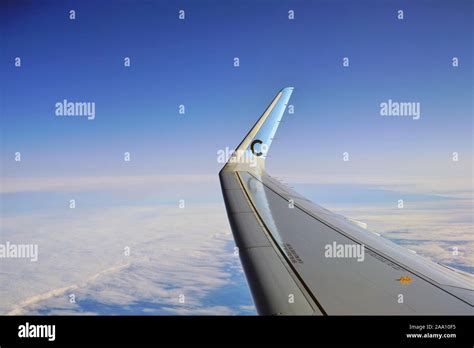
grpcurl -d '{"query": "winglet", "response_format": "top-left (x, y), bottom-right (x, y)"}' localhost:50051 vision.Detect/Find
top-left (223, 87), bottom-right (294, 173)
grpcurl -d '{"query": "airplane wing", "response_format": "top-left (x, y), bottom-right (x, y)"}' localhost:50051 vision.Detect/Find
top-left (219, 87), bottom-right (473, 315)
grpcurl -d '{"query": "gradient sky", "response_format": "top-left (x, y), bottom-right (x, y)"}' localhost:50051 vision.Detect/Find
top-left (1, 0), bottom-right (472, 181)
top-left (1, 1), bottom-right (472, 315)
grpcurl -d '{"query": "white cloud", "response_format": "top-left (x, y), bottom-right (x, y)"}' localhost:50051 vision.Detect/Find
top-left (0, 174), bottom-right (216, 194)
top-left (324, 199), bottom-right (473, 272)
top-left (1, 201), bottom-right (254, 315)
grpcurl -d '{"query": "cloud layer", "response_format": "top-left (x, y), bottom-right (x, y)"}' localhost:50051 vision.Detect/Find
top-left (1, 179), bottom-right (255, 315)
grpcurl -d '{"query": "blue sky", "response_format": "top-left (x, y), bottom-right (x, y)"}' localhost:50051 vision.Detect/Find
top-left (0, 1), bottom-right (472, 315)
top-left (1, 0), bottom-right (472, 179)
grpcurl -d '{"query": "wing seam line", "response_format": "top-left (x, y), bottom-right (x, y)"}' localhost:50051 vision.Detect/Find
top-left (249, 172), bottom-right (473, 307)
top-left (236, 171), bottom-right (328, 315)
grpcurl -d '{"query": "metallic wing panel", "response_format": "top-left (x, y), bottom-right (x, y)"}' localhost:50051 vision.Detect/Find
top-left (220, 88), bottom-right (473, 315)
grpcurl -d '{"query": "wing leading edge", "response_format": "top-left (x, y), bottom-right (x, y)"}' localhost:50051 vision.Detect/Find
top-left (219, 88), bottom-right (473, 315)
